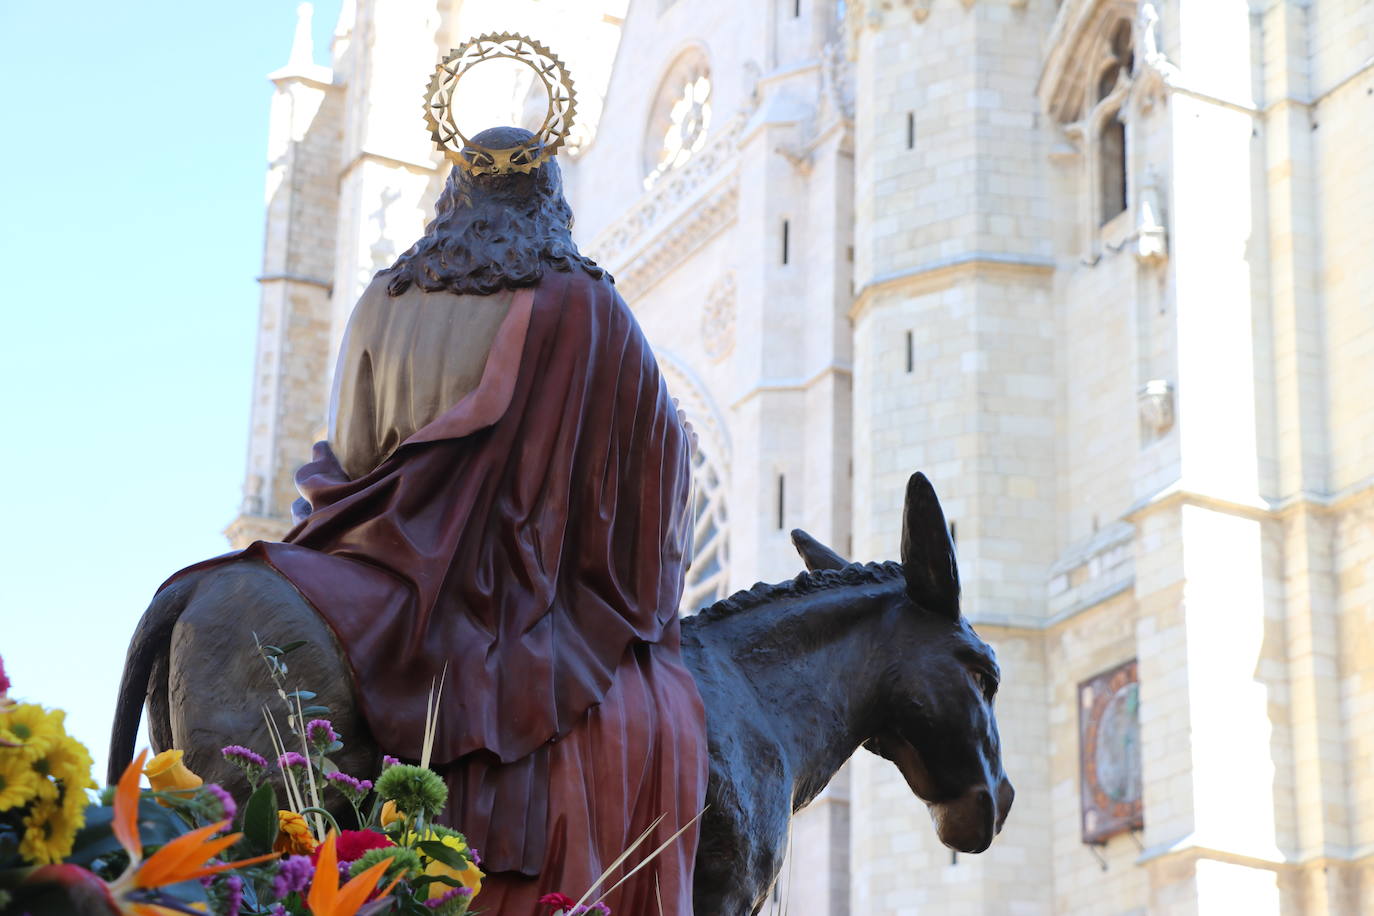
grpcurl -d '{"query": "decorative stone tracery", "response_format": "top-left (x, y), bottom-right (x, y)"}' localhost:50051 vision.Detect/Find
top-left (656, 353), bottom-right (732, 615)
top-left (643, 47), bottom-right (713, 188)
top-left (702, 272), bottom-right (737, 361)
top-left (1038, 1), bottom-right (1142, 262)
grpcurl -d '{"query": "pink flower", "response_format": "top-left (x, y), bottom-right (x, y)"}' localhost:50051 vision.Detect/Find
top-left (540, 892), bottom-right (577, 910)
top-left (306, 719), bottom-right (338, 748)
top-left (277, 752), bottom-right (309, 771)
top-left (204, 783), bottom-right (237, 820)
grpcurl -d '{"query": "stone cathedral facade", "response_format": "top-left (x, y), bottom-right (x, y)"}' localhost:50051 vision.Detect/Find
top-left (229, 0), bottom-right (1374, 912)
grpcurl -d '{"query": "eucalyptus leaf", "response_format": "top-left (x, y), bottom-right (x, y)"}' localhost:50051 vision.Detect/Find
top-left (261, 645), bottom-right (283, 657)
top-left (285, 690), bottom-right (317, 701)
top-left (300, 705), bottom-right (331, 716)
top-left (280, 640), bottom-right (308, 654)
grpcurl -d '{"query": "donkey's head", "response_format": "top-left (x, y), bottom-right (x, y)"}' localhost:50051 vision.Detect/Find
top-left (791, 472), bottom-right (1013, 853)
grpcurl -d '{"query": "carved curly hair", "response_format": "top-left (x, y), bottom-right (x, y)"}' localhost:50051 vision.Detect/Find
top-left (381, 126), bottom-right (607, 297)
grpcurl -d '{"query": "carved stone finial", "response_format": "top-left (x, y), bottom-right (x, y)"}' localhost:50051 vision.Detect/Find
top-left (1138, 379), bottom-right (1175, 437)
top-left (287, 3), bottom-right (316, 71)
top-left (1135, 166), bottom-right (1168, 265)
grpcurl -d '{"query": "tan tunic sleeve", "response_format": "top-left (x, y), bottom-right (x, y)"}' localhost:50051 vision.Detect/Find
top-left (329, 277), bottom-right (514, 480)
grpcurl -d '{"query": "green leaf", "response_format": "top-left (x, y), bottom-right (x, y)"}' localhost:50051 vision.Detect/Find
top-left (242, 783), bottom-right (279, 855)
top-left (280, 640), bottom-right (308, 654)
top-left (417, 840), bottom-right (470, 871)
top-left (300, 705), bottom-right (331, 717)
top-left (325, 740), bottom-right (345, 755)
top-left (319, 756), bottom-right (340, 776)
top-left (66, 800), bottom-right (186, 868)
top-left (261, 645), bottom-right (284, 657)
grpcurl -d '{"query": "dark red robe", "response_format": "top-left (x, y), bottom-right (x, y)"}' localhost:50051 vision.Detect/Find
top-left (239, 268), bottom-right (707, 913)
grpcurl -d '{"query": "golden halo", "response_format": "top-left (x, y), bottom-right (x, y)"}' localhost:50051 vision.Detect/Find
top-left (424, 33), bottom-right (578, 176)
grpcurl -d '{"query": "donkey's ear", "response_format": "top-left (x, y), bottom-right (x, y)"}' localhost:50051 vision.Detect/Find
top-left (791, 529), bottom-right (848, 571)
top-left (899, 472), bottom-right (960, 618)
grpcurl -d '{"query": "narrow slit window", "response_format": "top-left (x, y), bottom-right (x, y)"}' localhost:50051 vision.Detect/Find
top-left (776, 474), bottom-right (786, 529)
top-left (906, 112), bottom-right (915, 149)
top-left (781, 219), bottom-right (790, 265)
top-left (948, 520), bottom-right (957, 545)
top-left (794, 0), bottom-right (801, 16)
top-left (1100, 113), bottom-right (1127, 224)
top-left (905, 330), bottom-right (914, 373)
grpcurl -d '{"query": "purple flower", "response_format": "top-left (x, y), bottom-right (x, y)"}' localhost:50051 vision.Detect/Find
top-left (222, 745), bottom-right (269, 770)
top-left (382, 755), bottom-right (401, 768)
top-left (272, 855), bottom-right (315, 898)
top-left (204, 783), bottom-right (237, 820)
top-left (325, 772), bottom-right (373, 799)
top-left (306, 719), bottom-right (338, 748)
top-left (426, 886), bottom-right (474, 908)
top-left (469, 846), bottom-right (481, 866)
top-left (277, 752), bottom-right (309, 771)
top-left (222, 874), bottom-right (244, 916)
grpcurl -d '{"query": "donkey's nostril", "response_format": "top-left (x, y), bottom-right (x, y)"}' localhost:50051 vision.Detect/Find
top-left (995, 778), bottom-right (1015, 832)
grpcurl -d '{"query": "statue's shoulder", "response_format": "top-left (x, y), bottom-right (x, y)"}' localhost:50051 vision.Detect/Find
top-left (546, 268), bottom-right (628, 318)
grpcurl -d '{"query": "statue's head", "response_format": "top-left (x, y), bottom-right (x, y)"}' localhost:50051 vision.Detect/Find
top-left (383, 126), bottom-right (605, 297)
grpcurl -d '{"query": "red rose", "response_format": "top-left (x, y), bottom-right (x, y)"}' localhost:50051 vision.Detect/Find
top-left (311, 829), bottom-right (395, 865)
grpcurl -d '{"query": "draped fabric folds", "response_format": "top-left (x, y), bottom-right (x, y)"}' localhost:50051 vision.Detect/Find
top-left (179, 269), bottom-right (707, 912)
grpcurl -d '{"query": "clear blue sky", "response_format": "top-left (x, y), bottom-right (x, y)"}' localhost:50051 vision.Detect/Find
top-left (0, 0), bottom-right (339, 783)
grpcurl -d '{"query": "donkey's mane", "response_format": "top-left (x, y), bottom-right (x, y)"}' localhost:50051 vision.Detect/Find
top-left (689, 561), bottom-right (904, 625)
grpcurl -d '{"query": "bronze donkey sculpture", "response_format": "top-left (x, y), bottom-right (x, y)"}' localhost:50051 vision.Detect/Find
top-left (109, 472), bottom-right (1012, 914)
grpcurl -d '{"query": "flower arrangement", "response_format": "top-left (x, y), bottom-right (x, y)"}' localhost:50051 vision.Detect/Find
top-left (0, 648), bottom-right (483, 916)
top-left (0, 639), bottom-right (680, 915)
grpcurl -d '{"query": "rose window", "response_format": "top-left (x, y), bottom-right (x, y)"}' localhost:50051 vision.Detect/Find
top-left (643, 52), bottom-right (712, 186)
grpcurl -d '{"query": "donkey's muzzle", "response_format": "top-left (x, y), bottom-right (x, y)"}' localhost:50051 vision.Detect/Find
top-left (931, 776), bottom-right (1013, 853)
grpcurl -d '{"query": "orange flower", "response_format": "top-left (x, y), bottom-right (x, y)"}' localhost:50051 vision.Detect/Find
top-left (110, 750), bottom-right (278, 898)
top-left (307, 831), bottom-right (400, 916)
top-left (274, 809), bottom-right (318, 854)
top-left (142, 749), bottom-right (202, 806)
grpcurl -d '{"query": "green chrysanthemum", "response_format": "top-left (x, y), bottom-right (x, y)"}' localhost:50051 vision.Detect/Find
top-left (350, 845), bottom-right (422, 881)
top-left (374, 764), bottom-right (448, 819)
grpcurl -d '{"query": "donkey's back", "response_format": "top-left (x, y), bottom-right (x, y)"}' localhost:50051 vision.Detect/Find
top-left (107, 559), bottom-right (380, 793)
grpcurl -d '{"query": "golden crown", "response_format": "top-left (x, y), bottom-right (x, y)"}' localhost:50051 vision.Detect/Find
top-left (424, 33), bottom-right (578, 176)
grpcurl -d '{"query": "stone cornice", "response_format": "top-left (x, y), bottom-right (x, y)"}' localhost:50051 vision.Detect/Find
top-left (337, 150), bottom-right (438, 186)
top-left (257, 272), bottom-right (331, 290)
top-left (588, 113), bottom-right (744, 275)
top-left (603, 178), bottom-right (739, 302)
top-left (223, 513), bottom-right (291, 550)
top-left (849, 253), bottom-right (1054, 322)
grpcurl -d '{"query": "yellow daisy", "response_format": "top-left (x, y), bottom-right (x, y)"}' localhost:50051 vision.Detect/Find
top-left (0, 752), bottom-right (41, 811)
top-left (42, 733), bottom-right (96, 797)
top-left (18, 797), bottom-right (82, 865)
top-left (0, 704), bottom-right (64, 762)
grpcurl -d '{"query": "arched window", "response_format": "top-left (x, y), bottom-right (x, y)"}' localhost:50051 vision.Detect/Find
top-left (643, 49), bottom-right (712, 187)
top-left (657, 354), bottom-right (732, 615)
top-left (682, 444), bottom-right (730, 613)
top-left (1039, 4), bottom-right (1138, 260)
